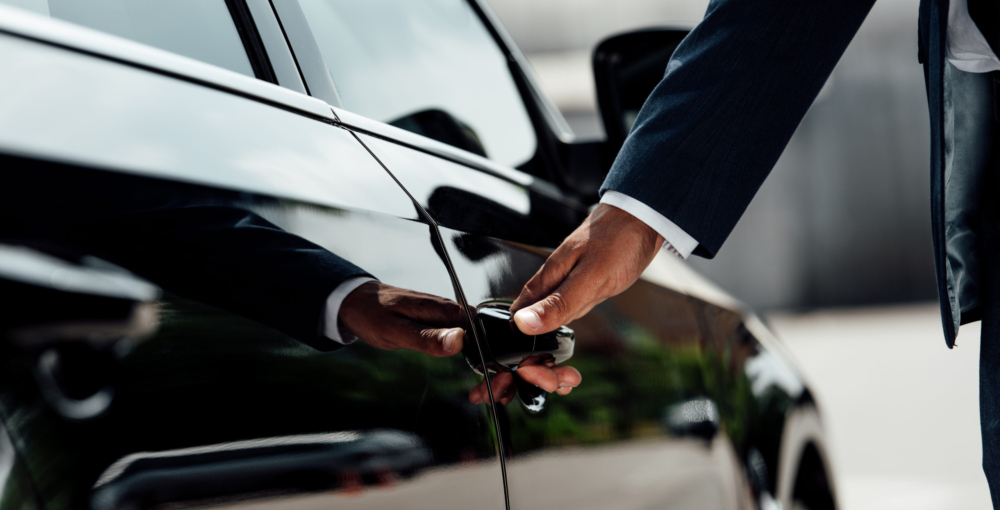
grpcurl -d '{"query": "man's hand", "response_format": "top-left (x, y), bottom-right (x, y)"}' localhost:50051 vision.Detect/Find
top-left (469, 354), bottom-right (582, 405)
top-left (339, 282), bottom-right (467, 357)
top-left (510, 203), bottom-right (663, 335)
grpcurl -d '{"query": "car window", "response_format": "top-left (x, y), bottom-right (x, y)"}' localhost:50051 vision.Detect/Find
top-left (2, 0), bottom-right (255, 78)
top-left (297, 0), bottom-right (537, 169)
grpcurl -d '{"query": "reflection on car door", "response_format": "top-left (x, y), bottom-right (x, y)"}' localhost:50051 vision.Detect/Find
top-left (346, 131), bottom-right (749, 510)
top-left (0, 26), bottom-right (506, 510)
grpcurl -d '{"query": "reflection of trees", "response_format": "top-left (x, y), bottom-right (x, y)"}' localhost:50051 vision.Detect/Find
top-left (501, 278), bottom-right (793, 494)
top-left (504, 337), bottom-right (726, 449)
top-left (0, 296), bottom-right (497, 510)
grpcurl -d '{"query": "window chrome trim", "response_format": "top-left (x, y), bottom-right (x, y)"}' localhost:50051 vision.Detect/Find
top-left (246, 0), bottom-right (306, 93)
top-left (269, 0), bottom-right (342, 108)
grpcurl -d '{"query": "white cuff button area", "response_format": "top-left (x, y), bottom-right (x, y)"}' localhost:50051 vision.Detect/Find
top-left (600, 190), bottom-right (699, 259)
top-left (322, 276), bottom-right (378, 345)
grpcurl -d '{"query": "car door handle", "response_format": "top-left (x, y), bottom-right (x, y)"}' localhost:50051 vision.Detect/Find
top-left (464, 304), bottom-right (574, 412)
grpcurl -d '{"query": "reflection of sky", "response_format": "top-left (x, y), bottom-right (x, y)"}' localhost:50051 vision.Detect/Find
top-left (438, 226), bottom-right (517, 306)
top-left (300, 0), bottom-right (537, 168)
top-left (744, 349), bottom-right (804, 397)
top-left (0, 35), bottom-right (419, 221)
top-left (4, 0), bottom-right (254, 77)
top-left (255, 204), bottom-right (459, 303)
top-left (263, 201), bottom-right (522, 313)
top-left (358, 134), bottom-right (531, 216)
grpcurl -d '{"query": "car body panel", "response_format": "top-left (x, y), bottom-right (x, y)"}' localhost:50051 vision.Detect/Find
top-left (0, 157), bottom-right (508, 510)
top-left (356, 114), bottom-right (821, 506)
top-left (334, 108), bottom-right (535, 189)
top-left (0, 31), bottom-right (415, 221)
top-left (350, 133), bottom-right (579, 249)
top-left (0, 1), bottom-right (836, 509)
top-left (0, 16), bottom-right (508, 509)
top-left (431, 228), bottom-right (753, 510)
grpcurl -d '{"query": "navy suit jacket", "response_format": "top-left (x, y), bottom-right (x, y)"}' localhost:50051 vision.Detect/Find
top-left (600, 0), bottom-right (978, 347)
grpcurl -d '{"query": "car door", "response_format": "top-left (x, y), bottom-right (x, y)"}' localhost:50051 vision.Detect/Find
top-left (272, 1), bottom-right (758, 508)
top-left (0, 4), bottom-right (507, 510)
top-left (338, 126), bottom-right (751, 510)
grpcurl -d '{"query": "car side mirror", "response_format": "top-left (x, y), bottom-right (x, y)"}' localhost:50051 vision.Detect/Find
top-left (593, 28), bottom-right (690, 156)
top-left (389, 108), bottom-right (488, 158)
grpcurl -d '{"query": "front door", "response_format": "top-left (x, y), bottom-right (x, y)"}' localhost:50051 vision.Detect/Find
top-left (0, 18), bottom-right (506, 510)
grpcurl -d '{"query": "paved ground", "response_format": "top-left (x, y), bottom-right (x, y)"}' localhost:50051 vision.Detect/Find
top-left (767, 304), bottom-right (992, 510)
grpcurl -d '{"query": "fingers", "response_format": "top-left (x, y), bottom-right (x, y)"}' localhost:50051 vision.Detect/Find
top-left (341, 283), bottom-right (469, 356)
top-left (411, 324), bottom-right (465, 357)
top-left (468, 373), bottom-right (516, 405)
top-left (553, 366), bottom-right (582, 395)
top-left (367, 314), bottom-right (464, 357)
top-left (515, 365), bottom-right (560, 392)
top-left (469, 365), bottom-right (582, 405)
top-left (385, 288), bottom-right (469, 327)
top-left (469, 380), bottom-right (487, 404)
top-left (510, 203), bottom-right (666, 336)
top-left (510, 243), bottom-right (580, 314)
top-left (513, 268), bottom-right (597, 335)
top-left (517, 364), bottom-right (582, 393)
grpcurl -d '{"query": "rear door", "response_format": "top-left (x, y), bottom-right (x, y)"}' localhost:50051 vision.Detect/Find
top-left (0, 4), bottom-right (506, 510)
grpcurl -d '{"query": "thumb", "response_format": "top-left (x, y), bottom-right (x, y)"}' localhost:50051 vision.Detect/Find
top-left (513, 295), bottom-right (567, 335)
top-left (513, 256), bottom-right (607, 334)
top-left (372, 314), bottom-right (465, 357)
top-left (416, 326), bottom-right (465, 357)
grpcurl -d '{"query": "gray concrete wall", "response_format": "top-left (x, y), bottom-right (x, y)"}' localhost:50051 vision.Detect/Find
top-left (488, 0), bottom-right (936, 311)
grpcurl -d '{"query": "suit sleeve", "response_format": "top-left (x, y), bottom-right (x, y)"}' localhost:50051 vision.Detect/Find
top-left (599, 0), bottom-right (876, 258)
top-left (3, 162), bottom-right (372, 351)
top-left (111, 203), bottom-right (373, 350)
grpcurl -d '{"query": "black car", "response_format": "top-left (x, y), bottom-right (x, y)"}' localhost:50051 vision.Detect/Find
top-left (0, 1), bottom-right (836, 510)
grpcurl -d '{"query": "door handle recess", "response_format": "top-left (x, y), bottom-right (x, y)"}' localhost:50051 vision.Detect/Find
top-left (464, 304), bottom-right (574, 412)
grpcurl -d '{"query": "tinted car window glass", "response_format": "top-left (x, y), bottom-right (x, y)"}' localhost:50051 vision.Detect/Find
top-left (297, 0), bottom-right (537, 168)
top-left (1, 0), bottom-right (254, 77)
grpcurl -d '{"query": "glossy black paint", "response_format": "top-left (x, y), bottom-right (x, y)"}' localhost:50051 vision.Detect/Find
top-left (0, 2), bottom-right (836, 510)
top-left (0, 421), bottom-right (42, 510)
top-left (428, 224), bottom-right (818, 509)
top-left (0, 155), bottom-right (506, 510)
top-left (357, 109), bottom-right (825, 506)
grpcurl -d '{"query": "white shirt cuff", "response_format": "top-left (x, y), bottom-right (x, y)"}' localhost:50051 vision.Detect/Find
top-left (947, 0), bottom-right (1000, 73)
top-left (322, 276), bottom-right (378, 345)
top-left (600, 190), bottom-right (699, 259)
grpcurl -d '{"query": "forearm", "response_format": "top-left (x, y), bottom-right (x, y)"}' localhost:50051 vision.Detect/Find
top-left (601, 0), bottom-right (875, 257)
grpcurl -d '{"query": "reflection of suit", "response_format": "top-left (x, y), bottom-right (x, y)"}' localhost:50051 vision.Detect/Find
top-left (1, 156), bottom-right (370, 350)
top-left (597, 0), bottom-right (1000, 502)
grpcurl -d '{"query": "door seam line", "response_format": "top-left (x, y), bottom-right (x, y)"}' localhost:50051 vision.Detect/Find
top-left (338, 119), bottom-right (512, 510)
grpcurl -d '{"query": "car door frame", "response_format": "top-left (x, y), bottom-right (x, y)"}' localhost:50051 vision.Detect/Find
top-left (268, 0), bottom-right (608, 200)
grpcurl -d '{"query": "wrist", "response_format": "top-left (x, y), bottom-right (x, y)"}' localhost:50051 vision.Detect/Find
top-left (337, 281), bottom-right (380, 340)
top-left (595, 203), bottom-right (663, 255)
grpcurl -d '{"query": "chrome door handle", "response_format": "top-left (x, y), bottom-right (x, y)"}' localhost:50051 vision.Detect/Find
top-left (464, 304), bottom-right (574, 412)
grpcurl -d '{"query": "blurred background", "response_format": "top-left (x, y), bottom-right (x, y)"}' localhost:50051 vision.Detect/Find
top-left (488, 0), bottom-right (991, 508)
